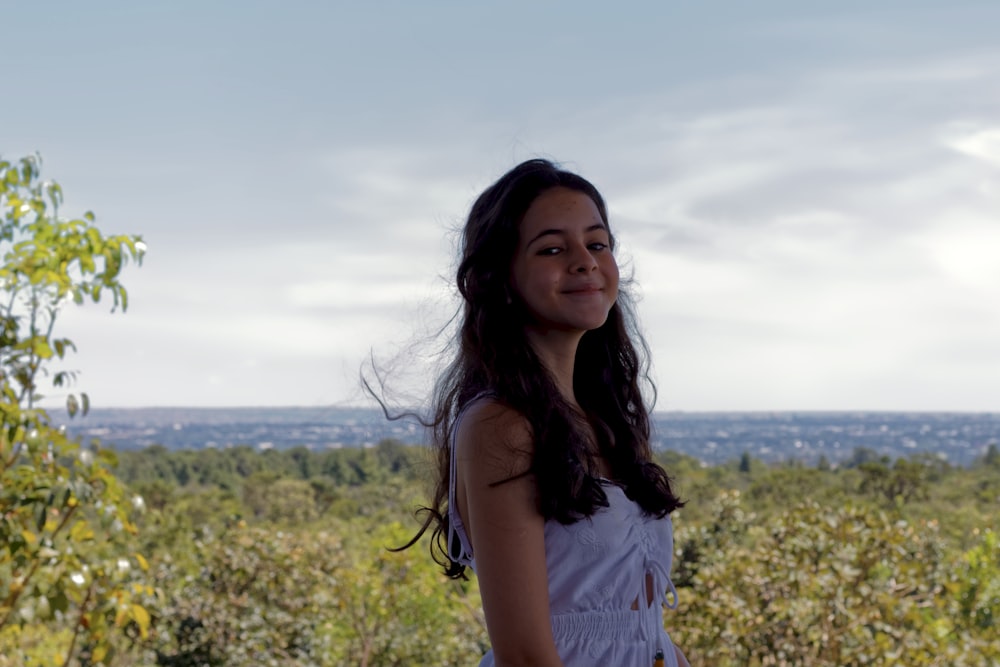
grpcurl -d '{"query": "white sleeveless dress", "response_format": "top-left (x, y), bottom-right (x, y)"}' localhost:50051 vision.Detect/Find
top-left (448, 399), bottom-right (681, 667)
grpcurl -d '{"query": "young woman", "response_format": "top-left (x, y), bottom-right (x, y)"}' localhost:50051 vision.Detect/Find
top-left (398, 159), bottom-right (689, 667)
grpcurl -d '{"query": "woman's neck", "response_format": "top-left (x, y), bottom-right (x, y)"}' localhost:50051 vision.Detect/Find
top-left (524, 327), bottom-right (583, 408)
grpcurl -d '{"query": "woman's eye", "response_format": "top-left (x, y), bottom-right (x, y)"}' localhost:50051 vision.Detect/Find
top-left (538, 247), bottom-right (563, 256)
top-left (589, 242), bottom-right (608, 251)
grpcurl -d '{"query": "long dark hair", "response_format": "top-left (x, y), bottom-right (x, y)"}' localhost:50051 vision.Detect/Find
top-left (386, 158), bottom-right (683, 578)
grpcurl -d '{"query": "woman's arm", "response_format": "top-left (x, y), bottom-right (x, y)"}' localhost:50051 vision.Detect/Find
top-left (673, 644), bottom-right (691, 667)
top-left (456, 400), bottom-right (564, 667)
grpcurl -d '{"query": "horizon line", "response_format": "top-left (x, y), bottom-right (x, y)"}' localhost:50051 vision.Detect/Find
top-left (49, 405), bottom-right (1000, 416)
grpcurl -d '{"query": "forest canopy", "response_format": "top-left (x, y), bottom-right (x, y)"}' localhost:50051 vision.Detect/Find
top-left (39, 441), bottom-right (1000, 666)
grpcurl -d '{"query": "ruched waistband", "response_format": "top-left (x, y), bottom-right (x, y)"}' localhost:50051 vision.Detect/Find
top-left (551, 608), bottom-right (662, 642)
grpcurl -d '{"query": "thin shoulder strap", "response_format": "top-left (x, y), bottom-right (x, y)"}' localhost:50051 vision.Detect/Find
top-left (447, 393), bottom-right (492, 565)
top-left (447, 414), bottom-right (466, 561)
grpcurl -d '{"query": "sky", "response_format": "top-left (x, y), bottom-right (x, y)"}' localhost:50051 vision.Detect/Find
top-left (4, 1), bottom-right (999, 411)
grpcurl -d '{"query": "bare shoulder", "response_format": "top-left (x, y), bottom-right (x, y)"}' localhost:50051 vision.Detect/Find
top-left (455, 398), bottom-right (534, 481)
top-left (453, 399), bottom-right (560, 665)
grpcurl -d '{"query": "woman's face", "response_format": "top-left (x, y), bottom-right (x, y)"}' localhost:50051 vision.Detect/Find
top-left (509, 187), bottom-right (619, 335)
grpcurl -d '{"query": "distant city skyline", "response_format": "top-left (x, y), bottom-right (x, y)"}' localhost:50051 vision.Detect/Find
top-left (6, 1), bottom-right (1000, 411)
top-left (57, 406), bottom-right (1000, 467)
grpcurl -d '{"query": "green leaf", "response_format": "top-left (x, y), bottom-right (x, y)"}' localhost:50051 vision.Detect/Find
top-left (33, 338), bottom-right (53, 359)
top-left (67, 393), bottom-right (79, 418)
top-left (46, 181), bottom-right (63, 208)
top-left (69, 521), bottom-right (94, 542)
top-left (49, 588), bottom-right (69, 614)
top-left (49, 590), bottom-right (69, 614)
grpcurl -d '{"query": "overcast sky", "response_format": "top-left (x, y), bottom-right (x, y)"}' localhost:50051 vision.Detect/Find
top-left (5, 1), bottom-right (999, 411)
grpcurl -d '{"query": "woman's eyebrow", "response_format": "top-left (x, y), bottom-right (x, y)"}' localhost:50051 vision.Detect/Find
top-left (526, 223), bottom-right (608, 248)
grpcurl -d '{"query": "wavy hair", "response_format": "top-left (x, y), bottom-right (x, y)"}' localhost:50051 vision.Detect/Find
top-left (389, 159), bottom-right (684, 578)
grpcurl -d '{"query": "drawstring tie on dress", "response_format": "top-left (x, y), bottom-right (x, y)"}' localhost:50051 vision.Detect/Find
top-left (639, 558), bottom-right (679, 663)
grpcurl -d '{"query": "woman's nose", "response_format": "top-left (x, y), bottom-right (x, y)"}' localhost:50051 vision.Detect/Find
top-left (568, 244), bottom-right (598, 273)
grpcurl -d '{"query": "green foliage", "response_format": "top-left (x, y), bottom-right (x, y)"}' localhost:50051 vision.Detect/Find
top-left (115, 443), bottom-right (999, 666)
top-left (956, 528), bottom-right (999, 635)
top-left (0, 155), bottom-right (143, 410)
top-left (132, 518), bottom-right (487, 667)
top-left (328, 521), bottom-right (487, 666)
top-left (738, 450), bottom-right (752, 473)
top-left (115, 440), bottom-right (423, 490)
top-left (747, 465), bottom-right (834, 507)
top-left (144, 524), bottom-right (339, 666)
top-left (982, 443), bottom-right (1000, 468)
top-left (248, 477), bottom-right (318, 524)
top-left (673, 490), bottom-right (755, 588)
top-left (0, 154), bottom-right (148, 665)
top-left (13, 404), bottom-right (997, 667)
top-left (674, 494), bottom-right (999, 666)
top-left (859, 456), bottom-right (934, 506)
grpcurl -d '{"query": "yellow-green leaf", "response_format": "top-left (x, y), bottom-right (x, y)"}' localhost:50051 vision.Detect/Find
top-left (114, 604), bottom-right (128, 628)
top-left (132, 603), bottom-right (151, 639)
top-left (34, 339), bottom-right (53, 359)
top-left (69, 520), bottom-right (94, 542)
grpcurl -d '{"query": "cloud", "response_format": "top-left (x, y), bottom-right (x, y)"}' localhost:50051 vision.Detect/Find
top-left (314, 147), bottom-right (482, 250)
top-left (948, 127), bottom-right (1000, 166)
top-left (910, 212), bottom-right (1000, 288)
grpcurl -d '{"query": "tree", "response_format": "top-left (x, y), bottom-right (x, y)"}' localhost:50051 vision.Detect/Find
top-left (260, 478), bottom-right (318, 524)
top-left (845, 446), bottom-right (885, 468)
top-left (738, 450), bottom-right (752, 474)
top-left (859, 456), bottom-right (930, 506)
top-left (982, 443), bottom-right (1000, 468)
top-left (0, 154), bottom-right (149, 665)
